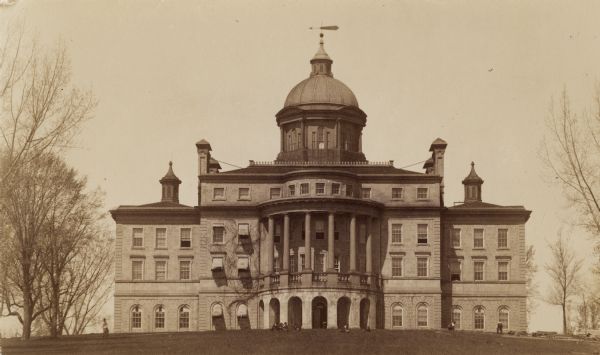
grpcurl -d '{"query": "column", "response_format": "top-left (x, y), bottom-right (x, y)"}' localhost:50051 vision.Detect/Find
top-left (366, 217), bottom-right (372, 275)
top-left (283, 214), bottom-right (290, 271)
top-left (327, 298), bottom-right (337, 329)
top-left (304, 212), bottom-right (312, 270)
top-left (349, 214), bottom-right (356, 271)
top-left (327, 212), bottom-right (335, 270)
top-left (267, 216), bottom-right (274, 274)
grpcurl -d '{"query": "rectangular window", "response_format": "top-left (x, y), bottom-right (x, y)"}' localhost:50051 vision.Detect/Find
top-left (238, 187), bottom-right (250, 200)
top-left (213, 187), bottom-right (225, 200)
top-left (315, 220), bottom-right (325, 240)
top-left (300, 183), bottom-right (309, 195)
top-left (212, 226), bottom-right (224, 244)
top-left (290, 255), bottom-right (298, 273)
top-left (180, 260), bottom-right (191, 280)
top-left (417, 257), bottom-right (428, 277)
top-left (316, 183), bottom-right (325, 194)
top-left (391, 224), bottom-right (402, 244)
top-left (474, 228), bottom-right (484, 248)
top-left (180, 228), bottom-right (191, 248)
top-left (132, 228), bottom-right (144, 248)
top-left (391, 257), bottom-right (402, 277)
top-left (288, 185), bottom-right (296, 196)
top-left (474, 261), bottom-right (484, 281)
top-left (498, 261), bottom-right (509, 281)
top-left (238, 223), bottom-right (250, 237)
top-left (155, 228), bottom-right (166, 248)
top-left (452, 228), bottom-right (461, 248)
top-left (417, 224), bottom-right (428, 244)
top-left (300, 254), bottom-right (306, 270)
top-left (334, 256), bottom-right (340, 272)
top-left (132, 260), bottom-right (143, 280)
top-left (417, 187), bottom-right (428, 200)
top-left (274, 256), bottom-right (280, 272)
top-left (270, 188), bottom-right (281, 199)
top-left (274, 224), bottom-right (281, 244)
top-left (498, 229), bottom-right (508, 248)
top-left (346, 185), bottom-right (353, 197)
top-left (155, 260), bottom-right (167, 280)
top-left (392, 188), bottom-right (403, 199)
top-left (331, 183), bottom-right (340, 195)
top-left (361, 188), bottom-right (371, 199)
top-left (450, 260), bottom-right (461, 281)
top-left (316, 254), bottom-right (325, 272)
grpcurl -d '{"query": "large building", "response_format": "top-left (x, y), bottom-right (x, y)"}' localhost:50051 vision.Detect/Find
top-left (110, 36), bottom-right (531, 333)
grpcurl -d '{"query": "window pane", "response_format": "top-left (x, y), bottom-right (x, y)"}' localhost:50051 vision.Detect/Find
top-left (361, 188), bottom-right (371, 199)
top-left (417, 258), bottom-right (428, 277)
top-left (213, 226), bottom-right (224, 243)
top-left (392, 188), bottom-right (403, 199)
top-left (180, 228), bottom-right (191, 248)
top-left (391, 224), bottom-right (402, 243)
top-left (499, 309), bottom-right (509, 329)
top-left (474, 229), bottom-right (484, 248)
top-left (346, 185), bottom-right (353, 197)
top-left (132, 228), bottom-right (143, 247)
top-left (155, 306), bottom-right (165, 329)
top-left (270, 188), bottom-right (281, 199)
top-left (417, 306), bottom-right (428, 327)
top-left (180, 260), bottom-right (191, 280)
top-left (498, 229), bottom-right (508, 248)
top-left (300, 183), bottom-right (309, 194)
top-left (417, 224), bottom-right (428, 244)
top-left (132, 260), bottom-right (143, 280)
top-left (392, 257), bottom-right (402, 277)
top-left (213, 188), bottom-right (224, 199)
top-left (452, 228), bottom-right (461, 248)
top-left (155, 260), bottom-right (166, 280)
top-left (474, 307), bottom-right (485, 329)
top-left (179, 307), bottom-right (190, 329)
top-left (290, 256), bottom-right (298, 273)
top-left (450, 261), bottom-right (461, 281)
top-left (498, 261), bottom-right (509, 281)
top-left (288, 185), bottom-right (295, 196)
top-left (392, 305), bottom-right (403, 327)
top-left (238, 188), bottom-right (249, 199)
top-left (452, 308), bottom-right (461, 329)
top-left (474, 261), bottom-right (484, 281)
top-left (332, 183), bottom-right (340, 194)
top-left (417, 188), bottom-right (428, 199)
top-left (155, 228), bottom-right (166, 248)
top-left (316, 183), bottom-right (325, 194)
top-left (132, 306), bottom-right (142, 329)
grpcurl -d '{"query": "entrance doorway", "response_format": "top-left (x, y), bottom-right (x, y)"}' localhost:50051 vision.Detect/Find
top-left (312, 296), bottom-right (328, 329)
top-left (360, 298), bottom-right (370, 329)
top-left (288, 297), bottom-right (302, 329)
top-left (337, 297), bottom-right (351, 328)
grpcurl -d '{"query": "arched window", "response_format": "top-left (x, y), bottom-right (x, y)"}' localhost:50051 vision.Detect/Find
top-left (155, 305), bottom-right (165, 329)
top-left (417, 304), bottom-right (428, 327)
top-left (131, 305), bottom-right (142, 329)
top-left (452, 306), bottom-right (462, 329)
top-left (474, 306), bottom-right (485, 330)
top-left (498, 307), bottom-right (509, 330)
top-left (391, 304), bottom-right (403, 328)
top-left (179, 305), bottom-right (190, 329)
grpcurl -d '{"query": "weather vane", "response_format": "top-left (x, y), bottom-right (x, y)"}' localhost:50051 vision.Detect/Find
top-left (309, 25), bottom-right (339, 40)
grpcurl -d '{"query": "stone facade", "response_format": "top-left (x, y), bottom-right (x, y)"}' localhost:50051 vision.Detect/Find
top-left (110, 38), bottom-right (530, 333)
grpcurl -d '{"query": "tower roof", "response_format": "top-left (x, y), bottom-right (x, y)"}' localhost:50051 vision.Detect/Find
top-left (159, 161), bottom-right (181, 184)
top-left (462, 162), bottom-right (484, 185)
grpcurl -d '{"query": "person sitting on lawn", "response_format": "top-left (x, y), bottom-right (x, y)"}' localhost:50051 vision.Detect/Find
top-left (344, 324), bottom-right (350, 333)
top-left (283, 322), bottom-right (289, 331)
top-left (448, 321), bottom-right (455, 331)
top-left (271, 322), bottom-right (278, 331)
top-left (102, 318), bottom-right (109, 337)
top-left (497, 321), bottom-right (503, 334)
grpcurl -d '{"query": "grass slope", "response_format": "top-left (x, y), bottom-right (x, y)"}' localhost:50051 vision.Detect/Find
top-left (1, 329), bottom-right (599, 355)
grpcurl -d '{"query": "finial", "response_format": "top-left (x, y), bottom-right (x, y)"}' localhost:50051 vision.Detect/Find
top-left (169, 161), bottom-right (173, 167)
top-left (471, 161), bottom-right (475, 168)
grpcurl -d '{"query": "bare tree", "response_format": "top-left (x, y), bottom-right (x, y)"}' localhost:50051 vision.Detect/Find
top-left (545, 233), bottom-right (584, 334)
top-left (525, 245), bottom-right (539, 324)
top-left (542, 88), bottom-right (600, 250)
top-left (0, 23), bottom-right (95, 185)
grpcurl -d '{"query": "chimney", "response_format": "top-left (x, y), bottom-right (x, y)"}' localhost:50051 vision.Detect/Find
top-left (196, 139), bottom-right (212, 176)
top-left (428, 138), bottom-right (447, 205)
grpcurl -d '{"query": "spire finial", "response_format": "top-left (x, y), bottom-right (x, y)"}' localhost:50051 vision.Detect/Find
top-left (471, 161), bottom-right (475, 168)
top-left (169, 160), bottom-right (173, 167)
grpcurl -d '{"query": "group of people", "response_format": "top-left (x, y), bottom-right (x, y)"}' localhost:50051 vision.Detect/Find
top-left (271, 322), bottom-right (299, 331)
top-left (446, 320), bottom-right (504, 334)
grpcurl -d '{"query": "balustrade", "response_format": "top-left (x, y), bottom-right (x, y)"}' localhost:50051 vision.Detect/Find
top-left (312, 272), bottom-right (327, 283)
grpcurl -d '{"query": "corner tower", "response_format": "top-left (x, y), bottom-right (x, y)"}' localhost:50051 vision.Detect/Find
top-left (275, 34), bottom-right (367, 162)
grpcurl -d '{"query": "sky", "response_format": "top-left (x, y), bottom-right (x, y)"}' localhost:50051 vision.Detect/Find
top-left (1, 0), bottom-right (599, 334)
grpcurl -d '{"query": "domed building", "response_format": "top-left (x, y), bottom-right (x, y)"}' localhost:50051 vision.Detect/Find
top-left (110, 37), bottom-right (531, 333)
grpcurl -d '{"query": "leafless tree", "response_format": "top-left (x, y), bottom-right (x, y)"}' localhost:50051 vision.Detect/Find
top-left (542, 88), bottom-right (600, 252)
top-left (545, 233), bottom-right (584, 334)
top-left (0, 23), bottom-right (95, 185)
top-left (524, 245), bottom-right (539, 323)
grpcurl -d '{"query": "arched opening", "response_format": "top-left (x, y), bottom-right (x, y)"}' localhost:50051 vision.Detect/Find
top-left (391, 304), bottom-right (403, 328)
top-left (312, 296), bottom-right (328, 329)
top-left (288, 297), bottom-right (303, 330)
top-left (258, 300), bottom-right (264, 329)
top-left (359, 298), bottom-right (370, 329)
top-left (269, 298), bottom-right (280, 327)
top-left (130, 305), bottom-right (142, 331)
top-left (498, 306), bottom-right (509, 331)
top-left (236, 303), bottom-right (250, 330)
top-left (211, 303), bottom-right (226, 330)
top-left (337, 297), bottom-right (351, 329)
top-left (474, 306), bottom-right (485, 330)
top-left (179, 305), bottom-right (190, 330)
top-left (154, 305), bottom-right (165, 331)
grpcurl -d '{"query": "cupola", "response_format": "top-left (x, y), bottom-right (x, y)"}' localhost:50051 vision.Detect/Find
top-left (462, 162), bottom-right (484, 202)
top-left (159, 161), bottom-right (181, 203)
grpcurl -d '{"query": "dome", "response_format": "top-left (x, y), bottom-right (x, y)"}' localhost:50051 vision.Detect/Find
top-left (284, 75), bottom-right (359, 108)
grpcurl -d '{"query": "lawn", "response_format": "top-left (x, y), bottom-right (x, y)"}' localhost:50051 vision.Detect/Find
top-left (1, 329), bottom-right (599, 355)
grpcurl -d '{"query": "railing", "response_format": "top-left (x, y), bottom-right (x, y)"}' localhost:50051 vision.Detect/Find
top-left (359, 275), bottom-right (369, 286)
top-left (249, 160), bottom-right (394, 167)
top-left (289, 273), bottom-right (302, 285)
top-left (337, 273), bottom-right (350, 283)
top-left (270, 274), bottom-right (280, 286)
top-left (312, 272), bottom-right (327, 283)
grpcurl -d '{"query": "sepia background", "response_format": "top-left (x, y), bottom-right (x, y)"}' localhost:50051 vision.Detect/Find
top-left (1, 0), bottom-right (599, 334)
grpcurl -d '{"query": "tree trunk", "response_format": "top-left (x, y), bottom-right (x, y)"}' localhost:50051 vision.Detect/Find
top-left (22, 296), bottom-right (32, 340)
top-left (562, 302), bottom-right (567, 334)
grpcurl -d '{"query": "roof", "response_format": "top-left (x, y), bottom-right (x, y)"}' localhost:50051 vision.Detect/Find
top-left (284, 75), bottom-right (358, 108)
top-left (159, 161), bottom-right (181, 184)
top-left (195, 139), bottom-right (212, 150)
top-left (218, 164), bottom-right (424, 176)
top-left (136, 201), bottom-right (192, 208)
top-left (447, 201), bottom-right (531, 219)
top-left (429, 137), bottom-right (448, 151)
top-left (462, 162), bottom-right (484, 184)
top-left (311, 39), bottom-right (332, 62)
